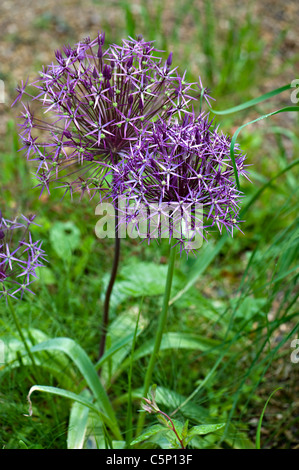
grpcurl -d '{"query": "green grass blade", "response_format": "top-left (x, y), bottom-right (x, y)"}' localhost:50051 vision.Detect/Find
top-left (170, 236), bottom-right (227, 306)
top-left (95, 333), bottom-right (135, 370)
top-left (67, 389), bottom-right (91, 449)
top-left (121, 1), bottom-right (136, 37)
top-left (240, 159), bottom-right (299, 217)
top-left (230, 106), bottom-right (299, 189)
top-left (210, 84), bottom-right (292, 115)
top-left (256, 387), bottom-right (282, 449)
top-left (132, 332), bottom-right (220, 360)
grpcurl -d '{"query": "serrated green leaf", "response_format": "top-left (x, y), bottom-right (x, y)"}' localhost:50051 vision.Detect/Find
top-left (188, 423), bottom-right (225, 437)
top-left (130, 424), bottom-right (166, 446)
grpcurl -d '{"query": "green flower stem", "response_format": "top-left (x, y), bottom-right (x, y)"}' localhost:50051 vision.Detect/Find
top-left (7, 296), bottom-right (37, 371)
top-left (136, 242), bottom-right (177, 436)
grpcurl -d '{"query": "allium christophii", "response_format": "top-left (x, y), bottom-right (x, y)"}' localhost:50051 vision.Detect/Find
top-left (14, 33), bottom-right (211, 200)
top-left (0, 211), bottom-right (46, 300)
top-left (113, 113), bottom-right (249, 253)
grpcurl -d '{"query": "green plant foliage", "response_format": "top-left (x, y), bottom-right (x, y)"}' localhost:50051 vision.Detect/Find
top-left (1, 0), bottom-right (298, 450)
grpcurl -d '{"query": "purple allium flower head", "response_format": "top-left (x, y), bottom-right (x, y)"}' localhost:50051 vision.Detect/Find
top-left (14, 33), bottom-right (211, 201)
top-left (113, 112), bottom-right (249, 253)
top-left (0, 212), bottom-right (47, 300)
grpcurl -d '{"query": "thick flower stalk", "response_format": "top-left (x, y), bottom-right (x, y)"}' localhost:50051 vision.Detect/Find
top-left (14, 33), bottom-right (210, 200)
top-left (0, 211), bottom-right (46, 300)
top-left (112, 113), bottom-right (249, 253)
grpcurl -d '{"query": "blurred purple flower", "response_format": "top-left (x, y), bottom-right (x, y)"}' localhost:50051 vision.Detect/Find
top-left (14, 33), bottom-right (211, 200)
top-left (0, 211), bottom-right (47, 300)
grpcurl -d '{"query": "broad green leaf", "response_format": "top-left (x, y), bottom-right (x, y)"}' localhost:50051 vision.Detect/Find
top-left (130, 424), bottom-right (166, 446)
top-left (132, 419), bottom-right (185, 449)
top-left (138, 332), bottom-right (220, 355)
top-left (114, 332), bottom-right (220, 382)
top-left (18, 440), bottom-right (28, 449)
top-left (30, 337), bottom-right (121, 440)
top-left (102, 261), bottom-right (181, 308)
top-left (35, 266), bottom-right (56, 285)
top-left (67, 389), bottom-right (91, 449)
top-left (0, 329), bottom-right (73, 385)
top-left (230, 297), bottom-right (267, 322)
top-left (224, 423), bottom-right (255, 449)
top-left (27, 385), bottom-right (101, 418)
top-left (1, 328), bottom-right (48, 364)
top-left (163, 418), bottom-right (185, 448)
top-left (187, 423), bottom-right (225, 439)
top-left (182, 419), bottom-right (189, 441)
top-left (49, 221), bottom-right (80, 261)
top-left (143, 431), bottom-right (176, 449)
